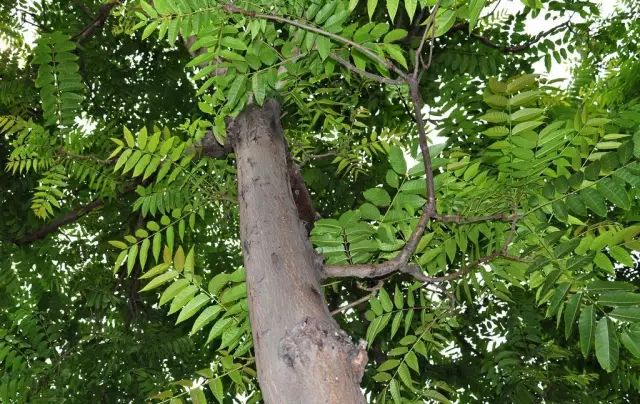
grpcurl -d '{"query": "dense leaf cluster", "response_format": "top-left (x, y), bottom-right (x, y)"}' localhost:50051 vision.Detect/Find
top-left (1, 0), bottom-right (639, 403)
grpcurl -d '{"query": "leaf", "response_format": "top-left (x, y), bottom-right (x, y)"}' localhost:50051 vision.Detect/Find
top-left (383, 44), bottom-right (407, 69)
top-left (394, 285), bottom-right (404, 309)
top-left (314, 35), bottom-right (331, 62)
top-left (579, 305), bottom-right (595, 357)
top-left (363, 188), bottom-right (391, 207)
top-left (384, 29), bottom-right (406, 44)
top-left (159, 279), bottom-right (190, 306)
top-left (190, 388), bottom-right (206, 404)
top-left (397, 362), bottom-right (414, 390)
top-left (468, 0), bottom-right (487, 32)
top-left (109, 240), bottom-right (128, 249)
top-left (580, 188), bottom-right (607, 217)
top-left (609, 307), bottom-right (640, 322)
top-left (404, 0), bottom-right (417, 22)
top-left (221, 36), bottom-right (247, 50)
top-left (596, 178), bottom-right (630, 210)
top-left (124, 127), bottom-right (135, 148)
top-left (206, 318), bottom-right (233, 344)
top-left (388, 145), bottom-right (406, 174)
top-left (252, 73), bottom-right (266, 106)
top-left (595, 317), bottom-right (619, 372)
top-left (139, 262), bottom-right (170, 281)
top-left (386, 0), bottom-right (399, 20)
top-left (546, 282), bottom-right (570, 317)
top-left (377, 359), bottom-right (400, 372)
top-left (152, 232), bottom-right (162, 263)
top-left (511, 121), bottom-right (543, 135)
top-left (140, 270), bottom-right (179, 292)
top-left (564, 292), bottom-right (582, 339)
top-left (405, 351), bottom-right (419, 372)
top-left (598, 291), bottom-right (640, 307)
top-left (176, 293), bottom-right (210, 324)
top-left (379, 288), bottom-right (393, 312)
top-left (127, 244), bottom-right (138, 275)
top-left (190, 305), bottom-right (222, 335)
top-left (367, 0), bottom-right (378, 20)
top-left (621, 328), bottom-right (640, 358)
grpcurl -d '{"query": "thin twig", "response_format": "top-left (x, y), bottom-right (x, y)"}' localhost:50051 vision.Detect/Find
top-left (222, 3), bottom-right (408, 80)
top-left (330, 280), bottom-right (384, 316)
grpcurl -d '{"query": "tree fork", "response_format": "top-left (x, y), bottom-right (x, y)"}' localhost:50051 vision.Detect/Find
top-left (229, 100), bottom-right (366, 403)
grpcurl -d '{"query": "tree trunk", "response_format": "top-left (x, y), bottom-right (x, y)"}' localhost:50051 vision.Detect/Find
top-left (230, 100), bottom-right (367, 403)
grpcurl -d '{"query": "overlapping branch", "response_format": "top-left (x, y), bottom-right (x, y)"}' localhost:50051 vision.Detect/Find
top-left (221, 3), bottom-right (524, 285)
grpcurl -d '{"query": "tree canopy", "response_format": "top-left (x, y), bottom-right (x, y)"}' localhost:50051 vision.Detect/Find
top-left (1, 0), bottom-right (640, 402)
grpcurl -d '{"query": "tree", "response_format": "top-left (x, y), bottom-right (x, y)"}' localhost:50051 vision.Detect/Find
top-left (1, 0), bottom-right (640, 402)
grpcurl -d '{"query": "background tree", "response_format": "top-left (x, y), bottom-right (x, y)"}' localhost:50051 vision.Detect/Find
top-left (1, 0), bottom-right (640, 402)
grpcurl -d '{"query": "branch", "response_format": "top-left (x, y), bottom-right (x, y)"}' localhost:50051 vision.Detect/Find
top-left (74, 0), bottom-right (121, 43)
top-left (222, 3), bottom-right (408, 81)
top-left (449, 20), bottom-right (572, 54)
top-left (330, 280), bottom-right (384, 316)
top-left (328, 54), bottom-right (405, 86)
top-left (324, 209), bottom-right (521, 283)
top-left (13, 197), bottom-right (105, 245)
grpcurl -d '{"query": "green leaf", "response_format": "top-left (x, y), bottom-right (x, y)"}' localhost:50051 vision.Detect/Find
top-left (176, 293), bottom-right (210, 324)
top-left (580, 188), bottom-right (607, 217)
top-left (598, 291), bottom-right (640, 307)
top-left (159, 279), bottom-right (190, 306)
top-left (546, 282), bottom-right (570, 317)
top-left (386, 0), bottom-right (399, 20)
top-left (610, 307), bottom-right (640, 322)
top-left (127, 244), bottom-right (138, 275)
top-left (206, 318), bottom-right (233, 344)
top-left (367, 0), bottom-right (378, 20)
top-left (315, 35), bottom-right (331, 61)
top-left (404, 0), bottom-right (417, 22)
top-left (621, 328), bottom-right (640, 358)
top-left (552, 200), bottom-right (568, 221)
top-left (190, 305), bottom-right (222, 334)
top-left (363, 188), bottom-right (391, 207)
top-left (394, 285), bottom-right (404, 309)
top-left (596, 178), bottom-right (630, 210)
top-left (251, 73), bottom-right (266, 106)
top-left (384, 29), bottom-right (406, 43)
top-left (579, 305), bottom-right (596, 357)
top-left (109, 240), bottom-right (128, 249)
top-left (388, 145), bottom-right (406, 174)
top-left (221, 37), bottom-right (247, 50)
top-left (512, 121), bottom-right (543, 135)
top-left (564, 292), bottom-right (582, 339)
top-left (383, 44), bottom-right (407, 69)
top-left (379, 288), bottom-right (393, 312)
top-left (140, 270), bottom-right (179, 292)
top-left (190, 388), bottom-right (206, 404)
top-left (377, 359), bottom-right (400, 372)
top-left (468, 0), bottom-right (487, 32)
top-left (124, 127), bottom-right (135, 148)
top-left (595, 317), bottom-right (619, 372)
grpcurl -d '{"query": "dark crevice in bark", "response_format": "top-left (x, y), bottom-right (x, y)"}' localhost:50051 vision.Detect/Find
top-left (230, 99), bottom-right (366, 403)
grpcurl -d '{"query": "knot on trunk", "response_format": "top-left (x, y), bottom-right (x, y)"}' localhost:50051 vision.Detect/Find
top-left (228, 99), bottom-right (282, 149)
top-left (278, 317), bottom-right (368, 382)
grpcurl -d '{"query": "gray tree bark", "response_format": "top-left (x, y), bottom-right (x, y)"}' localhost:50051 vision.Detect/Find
top-left (229, 100), bottom-right (367, 404)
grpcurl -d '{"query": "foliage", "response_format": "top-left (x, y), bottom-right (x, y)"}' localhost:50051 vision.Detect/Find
top-left (1, 0), bottom-right (639, 403)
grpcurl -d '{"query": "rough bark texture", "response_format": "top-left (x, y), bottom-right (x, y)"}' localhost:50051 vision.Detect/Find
top-left (230, 100), bottom-right (366, 404)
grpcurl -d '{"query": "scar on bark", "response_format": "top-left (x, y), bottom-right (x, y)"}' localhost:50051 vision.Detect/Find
top-left (278, 317), bottom-right (368, 382)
